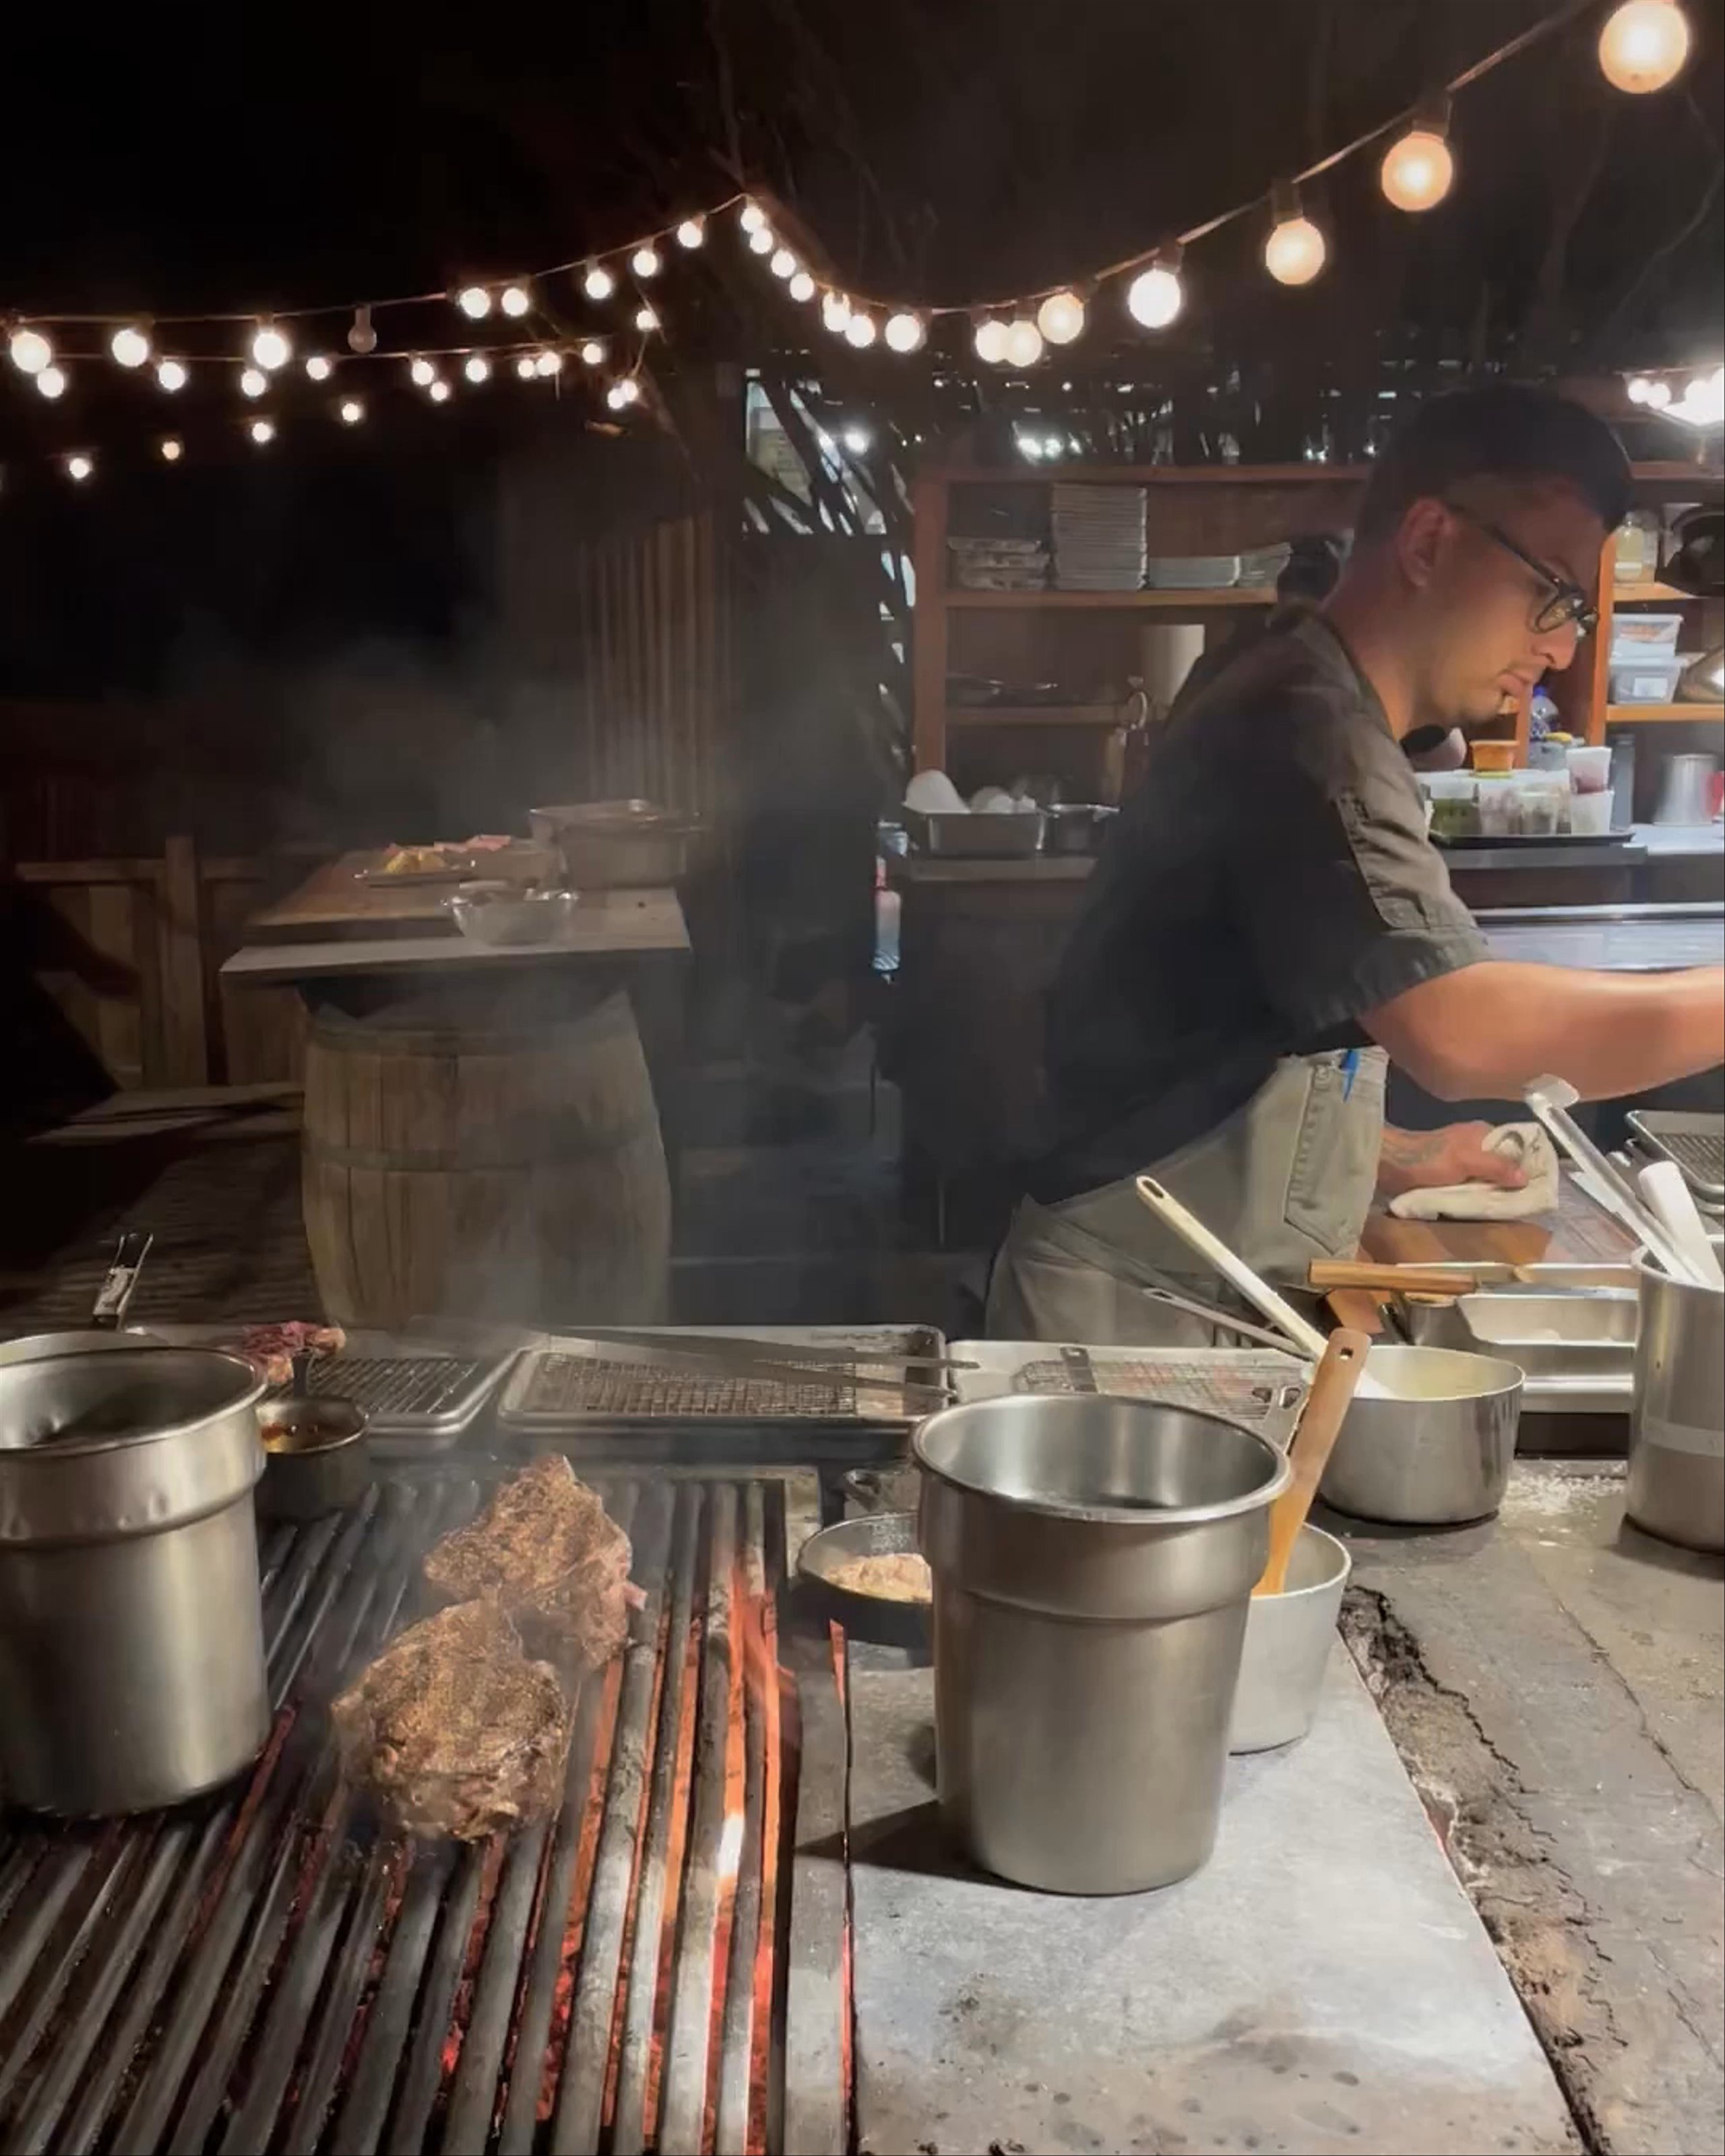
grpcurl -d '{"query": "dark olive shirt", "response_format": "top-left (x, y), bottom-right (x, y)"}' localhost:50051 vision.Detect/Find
top-left (1028, 614), bottom-right (1488, 1203)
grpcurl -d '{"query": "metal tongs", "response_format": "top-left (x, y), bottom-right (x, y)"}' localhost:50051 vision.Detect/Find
top-left (1522, 1077), bottom-right (1707, 1287)
top-left (548, 1327), bottom-right (963, 1405)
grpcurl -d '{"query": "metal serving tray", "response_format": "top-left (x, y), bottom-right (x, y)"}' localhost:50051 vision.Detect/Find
top-left (497, 1325), bottom-right (945, 1467)
top-left (1401, 1292), bottom-right (1636, 1415)
top-left (951, 1341), bottom-right (1309, 1451)
top-left (1627, 1109), bottom-right (1725, 1205)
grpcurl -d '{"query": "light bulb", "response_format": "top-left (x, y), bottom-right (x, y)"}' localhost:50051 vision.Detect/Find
top-left (583, 261), bottom-right (615, 301)
top-left (635, 303), bottom-right (660, 332)
top-left (885, 310), bottom-right (926, 352)
top-left (1598, 0), bottom-right (1691, 92)
top-left (428, 378), bottom-right (452, 403)
top-left (251, 321), bottom-right (290, 370)
top-left (676, 218), bottom-right (705, 249)
top-left (739, 199), bottom-right (767, 234)
top-left (36, 364), bottom-right (67, 400)
top-left (157, 357), bottom-right (188, 392)
top-left (769, 247), bottom-right (798, 280)
top-left (580, 339), bottom-right (606, 367)
top-left (1036, 290), bottom-right (1085, 345)
top-left (515, 353), bottom-right (538, 379)
top-left (748, 226), bottom-right (775, 257)
top-left (821, 292), bottom-right (852, 333)
top-left (845, 311), bottom-right (878, 348)
top-left (1627, 375), bottom-right (1654, 404)
top-left (1645, 379), bottom-right (1673, 408)
top-left (607, 377), bottom-right (641, 410)
top-left (159, 436), bottom-right (183, 462)
top-left (606, 382), bottom-right (627, 410)
top-left (456, 285), bottom-right (493, 319)
top-left (65, 453), bottom-right (94, 482)
top-left (339, 398), bottom-right (365, 423)
top-left (631, 245), bottom-right (662, 278)
top-left (788, 270), bottom-right (816, 303)
top-left (348, 305), bottom-right (377, 355)
top-left (1379, 125), bottom-right (1454, 213)
top-left (464, 354), bottom-right (491, 383)
top-left (1004, 317), bottom-right (1044, 367)
top-left (409, 356), bottom-right (436, 387)
top-left (973, 317), bottom-right (1010, 364)
top-left (842, 424), bottom-right (871, 453)
top-left (1265, 187), bottom-right (1327, 286)
top-left (110, 323), bottom-right (151, 368)
top-left (536, 348), bottom-right (565, 376)
top-left (249, 418), bottom-right (276, 445)
top-left (240, 367), bottom-right (268, 398)
top-left (9, 325), bottom-right (53, 375)
top-left (500, 284), bottom-right (530, 317)
top-left (1126, 261), bottom-right (1184, 328)
top-left (305, 353), bottom-right (333, 381)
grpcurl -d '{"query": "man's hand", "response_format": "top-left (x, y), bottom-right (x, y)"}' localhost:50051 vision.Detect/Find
top-left (1377, 1122), bottom-right (1528, 1201)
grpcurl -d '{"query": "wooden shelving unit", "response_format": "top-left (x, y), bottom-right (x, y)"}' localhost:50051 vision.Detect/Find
top-left (1604, 701), bottom-right (1725, 726)
top-left (944, 585), bottom-right (1277, 611)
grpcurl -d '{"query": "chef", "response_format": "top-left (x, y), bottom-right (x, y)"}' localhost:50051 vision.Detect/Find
top-left (989, 384), bottom-right (1725, 1343)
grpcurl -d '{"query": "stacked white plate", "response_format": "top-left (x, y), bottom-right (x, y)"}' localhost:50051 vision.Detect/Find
top-left (1051, 484), bottom-right (1148, 591)
top-left (948, 535), bottom-right (1048, 592)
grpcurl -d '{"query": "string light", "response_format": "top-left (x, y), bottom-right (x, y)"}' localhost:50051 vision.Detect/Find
top-left (1645, 378), bottom-right (1673, 408)
top-left (1626, 375), bottom-right (1654, 404)
top-left (1036, 289), bottom-right (1086, 345)
top-left (36, 365), bottom-right (67, 400)
top-left (515, 353), bottom-right (538, 380)
top-left (579, 339), bottom-right (606, 366)
top-left (1004, 317), bottom-right (1044, 367)
top-left (348, 305), bottom-right (377, 354)
top-left (1264, 181), bottom-right (1327, 285)
top-left (1379, 94), bottom-right (1455, 212)
top-left (582, 260), bottom-right (615, 301)
top-left (65, 453), bottom-right (94, 482)
top-left (676, 217), bottom-right (705, 249)
top-left (747, 226), bottom-right (775, 257)
top-left (251, 321), bottom-right (291, 370)
top-left (500, 283), bottom-right (531, 317)
top-left (739, 200), bottom-right (767, 234)
top-left (1598, 0), bottom-right (1691, 92)
top-left (464, 354), bottom-right (491, 383)
top-left (110, 323), bottom-right (151, 368)
top-left (305, 353), bottom-right (334, 381)
top-left (427, 378), bottom-right (452, 403)
top-left (249, 418), bottom-right (276, 445)
top-left (456, 285), bottom-right (493, 319)
top-left (844, 310), bottom-right (877, 348)
top-left (973, 316), bottom-right (1010, 364)
top-left (635, 303), bottom-right (660, 332)
top-left (158, 436), bottom-right (183, 462)
top-left (631, 245), bottom-right (662, 278)
top-left (156, 357), bottom-right (187, 392)
top-left (9, 325), bottom-right (53, 374)
top-left (788, 270), bottom-right (817, 303)
top-left (1127, 247), bottom-right (1185, 328)
top-left (769, 247), bottom-right (798, 280)
top-left (408, 356), bottom-right (436, 386)
top-left (821, 291), bottom-right (852, 334)
top-left (884, 309), bottom-right (926, 352)
top-left (240, 367), bottom-right (268, 398)
top-left (338, 397), bottom-right (365, 423)
top-left (605, 376), bottom-right (641, 410)
top-left (536, 348), bottom-right (565, 375)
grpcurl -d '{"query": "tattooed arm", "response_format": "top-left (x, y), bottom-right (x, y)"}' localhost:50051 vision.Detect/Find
top-left (1377, 1123), bottom-right (1528, 1201)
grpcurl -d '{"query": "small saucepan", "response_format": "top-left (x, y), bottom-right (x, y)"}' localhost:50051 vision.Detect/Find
top-left (256, 1395), bottom-right (371, 1521)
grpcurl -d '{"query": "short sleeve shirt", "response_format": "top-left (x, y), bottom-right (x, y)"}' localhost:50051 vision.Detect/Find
top-left (1029, 614), bottom-right (1488, 1203)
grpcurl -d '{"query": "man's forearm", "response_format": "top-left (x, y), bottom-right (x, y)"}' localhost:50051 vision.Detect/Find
top-left (1365, 961), bottom-right (1725, 1103)
top-left (1377, 1127), bottom-right (1452, 1198)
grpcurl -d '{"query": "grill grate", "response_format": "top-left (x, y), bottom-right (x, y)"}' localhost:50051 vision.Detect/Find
top-left (515, 1352), bottom-right (860, 1421)
top-left (1015, 1355), bottom-right (1306, 1427)
top-left (301, 1354), bottom-right (487, 1416)
top-left (0, 1465), bottom-right (789, 2155)
top-left (1655, 1129), bottom-right (1725, 1193)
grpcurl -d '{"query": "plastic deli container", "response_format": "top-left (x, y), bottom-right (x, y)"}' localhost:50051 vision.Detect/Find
top-left (1471, 738), bottom-right (1516, 773)
top-left (1566, 744), bottom-right (1613, 795)
top-left (1609, 656), bottom-right (1687, 705)
top-left (1608, 612), bottom-right (1684, 656)
top-left (1424, 773), bottom-right (1479, 840)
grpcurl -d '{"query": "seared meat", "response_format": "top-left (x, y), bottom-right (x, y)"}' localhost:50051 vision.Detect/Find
top-left (331, 1600), bottom-right (569, 1841)
top-left (422, 1455), bottom-right (639, 1666)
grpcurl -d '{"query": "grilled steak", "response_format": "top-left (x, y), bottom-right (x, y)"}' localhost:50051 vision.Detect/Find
top-left (331, 1600), bottom-right (569, 1840)
top-left (422, 1455), bottom-right (639, 1666)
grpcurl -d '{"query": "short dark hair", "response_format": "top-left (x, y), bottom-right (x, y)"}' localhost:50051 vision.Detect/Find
top-left (1276, 532), bottom-right (1346, 604)
top-left (1356, 383), bottom-right (1633, 542)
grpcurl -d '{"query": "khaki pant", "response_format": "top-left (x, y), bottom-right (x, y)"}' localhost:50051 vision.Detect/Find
top-left (987, 1050), bottom-right (1387, 1345)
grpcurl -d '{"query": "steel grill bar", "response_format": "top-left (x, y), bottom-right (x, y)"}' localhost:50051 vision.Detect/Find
top-left (716, 1483), bottom-right (772, 2155)
top-left (332, 1839), bottom-right (461, 2153)
top-left (437, 1822), bottom-right (551, 2155)
top-left (0, 1847), bottom-right (92, 2032)
top-left (589, 1485), bottom-right (703, 2156)
top-left (495, 1485), bottom-right (641, 2156)
top-left (548, 1482), bottom-right (678, 2155)
top-left (383, 1840), bottom-right (487, 2156)
top-left (658, 1482), bottom-right (739, 2152)
top-left (280, 1851), bottom-right (400, 2156)
top-left (0, 1837), bottom-right (133, 2118)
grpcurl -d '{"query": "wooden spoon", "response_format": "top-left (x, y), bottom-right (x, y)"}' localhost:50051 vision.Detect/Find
top-left (1254, 1329), bottom-right (1371, 1597)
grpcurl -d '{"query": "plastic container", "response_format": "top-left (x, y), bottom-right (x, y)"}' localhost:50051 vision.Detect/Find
top-left (1424, 772), bottom-right (1479, 840)
top-left (1471, 738), bottom-right (1516, 773)
top-left (1610, 656), bottom-right (1687, 705)
top-left (1474, 773), bottom-right (1519, 835)
top-left (1519, 769), bottom-right (1571, 836)
top-left (1570, 789), bottom-right (1614, 835)
top-left (1608, 611), bottom-right (1684, 656)
top-left (1566, 744), bottom-right (1613, 795)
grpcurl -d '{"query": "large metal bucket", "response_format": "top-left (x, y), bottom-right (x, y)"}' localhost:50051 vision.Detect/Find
top-left (914, 1394), bottom-right (1289, 1895)
top-left (1629, 1239), bottom-right (1724, 1552)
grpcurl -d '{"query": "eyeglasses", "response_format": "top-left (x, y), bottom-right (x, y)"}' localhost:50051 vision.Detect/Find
top-left (1446, 504), bottom-right (1599, 637)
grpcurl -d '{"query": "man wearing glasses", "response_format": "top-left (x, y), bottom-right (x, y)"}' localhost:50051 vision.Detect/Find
top-left (991, 383), bottom-right (1724, 1344)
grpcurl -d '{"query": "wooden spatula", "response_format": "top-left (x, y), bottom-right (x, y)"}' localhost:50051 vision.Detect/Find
top-left (1255, 1328), bottom-right (1371, 1597)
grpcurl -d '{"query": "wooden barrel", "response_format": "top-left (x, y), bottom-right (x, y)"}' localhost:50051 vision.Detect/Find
top-left (301, 992), bottom-right (670, 1329)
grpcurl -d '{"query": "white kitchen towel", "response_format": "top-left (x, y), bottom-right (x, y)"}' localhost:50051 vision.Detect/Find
top-left (1387, 1123), bottom-right (1561, 1222)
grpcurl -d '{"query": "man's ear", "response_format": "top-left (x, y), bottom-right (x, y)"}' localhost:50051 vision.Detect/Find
top-left (1395, 498), bottom-right (1451, 592)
